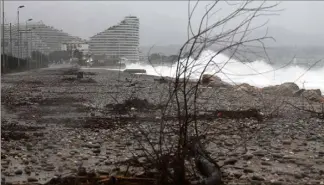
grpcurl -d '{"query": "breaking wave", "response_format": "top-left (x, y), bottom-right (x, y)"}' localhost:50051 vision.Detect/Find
top-left (124, 50), bottom-right (324, 93)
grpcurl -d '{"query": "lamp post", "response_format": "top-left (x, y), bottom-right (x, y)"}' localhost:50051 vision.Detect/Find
top-left (2, 0), bottom-right (5, 73)
top-left (17, 5), bottom-right (24, 68)
top-left (25, 18), bottom-right (32, 69)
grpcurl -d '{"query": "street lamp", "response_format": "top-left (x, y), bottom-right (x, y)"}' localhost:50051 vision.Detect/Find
top-left (25, 19), bottom-right (32, 50)
top-left (26, 18), bottom-right (32, 69)
top-left (17, 5), bottom-right (24, 67)
top-left (26, 18), bottom-right (32, 23)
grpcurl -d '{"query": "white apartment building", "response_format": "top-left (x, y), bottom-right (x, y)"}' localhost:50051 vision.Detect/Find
top-left (2, 21), bottom-right (82, 58)
top-left (88, 16), bottom-right (140, 63)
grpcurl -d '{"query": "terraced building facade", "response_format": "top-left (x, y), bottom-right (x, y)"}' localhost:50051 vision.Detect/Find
top-left (2, 21), bottom-right (82, 58)
top-left (89, 16), bottom-right (140, 63)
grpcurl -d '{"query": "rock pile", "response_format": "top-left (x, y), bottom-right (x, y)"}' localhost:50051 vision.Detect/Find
top-left (262, 82), bottom-right (300, 96)
top-left (299, 89), bottom-right (324, 102)
top-left (201, 74), bottom-right (229, 87)
top-left (200, 74), bottom-right (324, 102)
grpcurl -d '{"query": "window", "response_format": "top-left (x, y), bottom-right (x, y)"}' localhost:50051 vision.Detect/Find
top-left (1, 41), bottom-right (9, 47)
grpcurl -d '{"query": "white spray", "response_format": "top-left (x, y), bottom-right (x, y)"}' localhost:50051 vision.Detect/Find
top-left (123, 50), bottom-right (324, 93)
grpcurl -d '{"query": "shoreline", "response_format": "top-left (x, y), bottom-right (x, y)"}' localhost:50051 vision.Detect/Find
top-left (81, 64), bottom-right (324, 95)
top-left (1, 66), bottom-right (323, 185)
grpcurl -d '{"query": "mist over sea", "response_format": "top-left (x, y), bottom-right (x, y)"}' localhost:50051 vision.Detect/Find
top-left (122, 50), bottom-right (324, 93)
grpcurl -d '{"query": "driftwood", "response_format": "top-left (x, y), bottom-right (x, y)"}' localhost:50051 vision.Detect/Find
top-left (213, 108), bottom-right (263, 122)
top-left (154, 77), bottom-right (169, 84)
top-left (165, 109), bottom-right (263, 122)
top-left (41, 175), bottom-right (156, 185)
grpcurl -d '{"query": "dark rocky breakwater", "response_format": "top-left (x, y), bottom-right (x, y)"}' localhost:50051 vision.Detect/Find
top-left (1, 66), bottom-right (324, 185)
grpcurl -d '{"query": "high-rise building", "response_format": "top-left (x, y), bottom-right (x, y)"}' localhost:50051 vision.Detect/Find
top-left (2, 21), bottom-right (82, 58)
top-left (89, 16), bottom-right (140, 63)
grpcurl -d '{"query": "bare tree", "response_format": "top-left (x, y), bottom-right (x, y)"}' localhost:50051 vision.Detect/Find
top-left (165, 1), bottom-right (279, 184)
top-left (119, 1), bottom-right (281, 185)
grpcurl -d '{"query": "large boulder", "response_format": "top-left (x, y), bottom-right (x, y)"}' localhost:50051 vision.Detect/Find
top-left (293, 89), bottom-right (306, 97)
top-left (262, 82), bottom-right (300, 96)
top-left (300, 89), bottom-right (323, 102)
top-left (201, 74), bottom-right (221, 84)
top-left (201, 74), bottom-right (229, 87)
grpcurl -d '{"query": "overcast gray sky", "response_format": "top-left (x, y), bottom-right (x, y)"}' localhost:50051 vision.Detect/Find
top-left (3, 1), bottom-right (324, 46)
